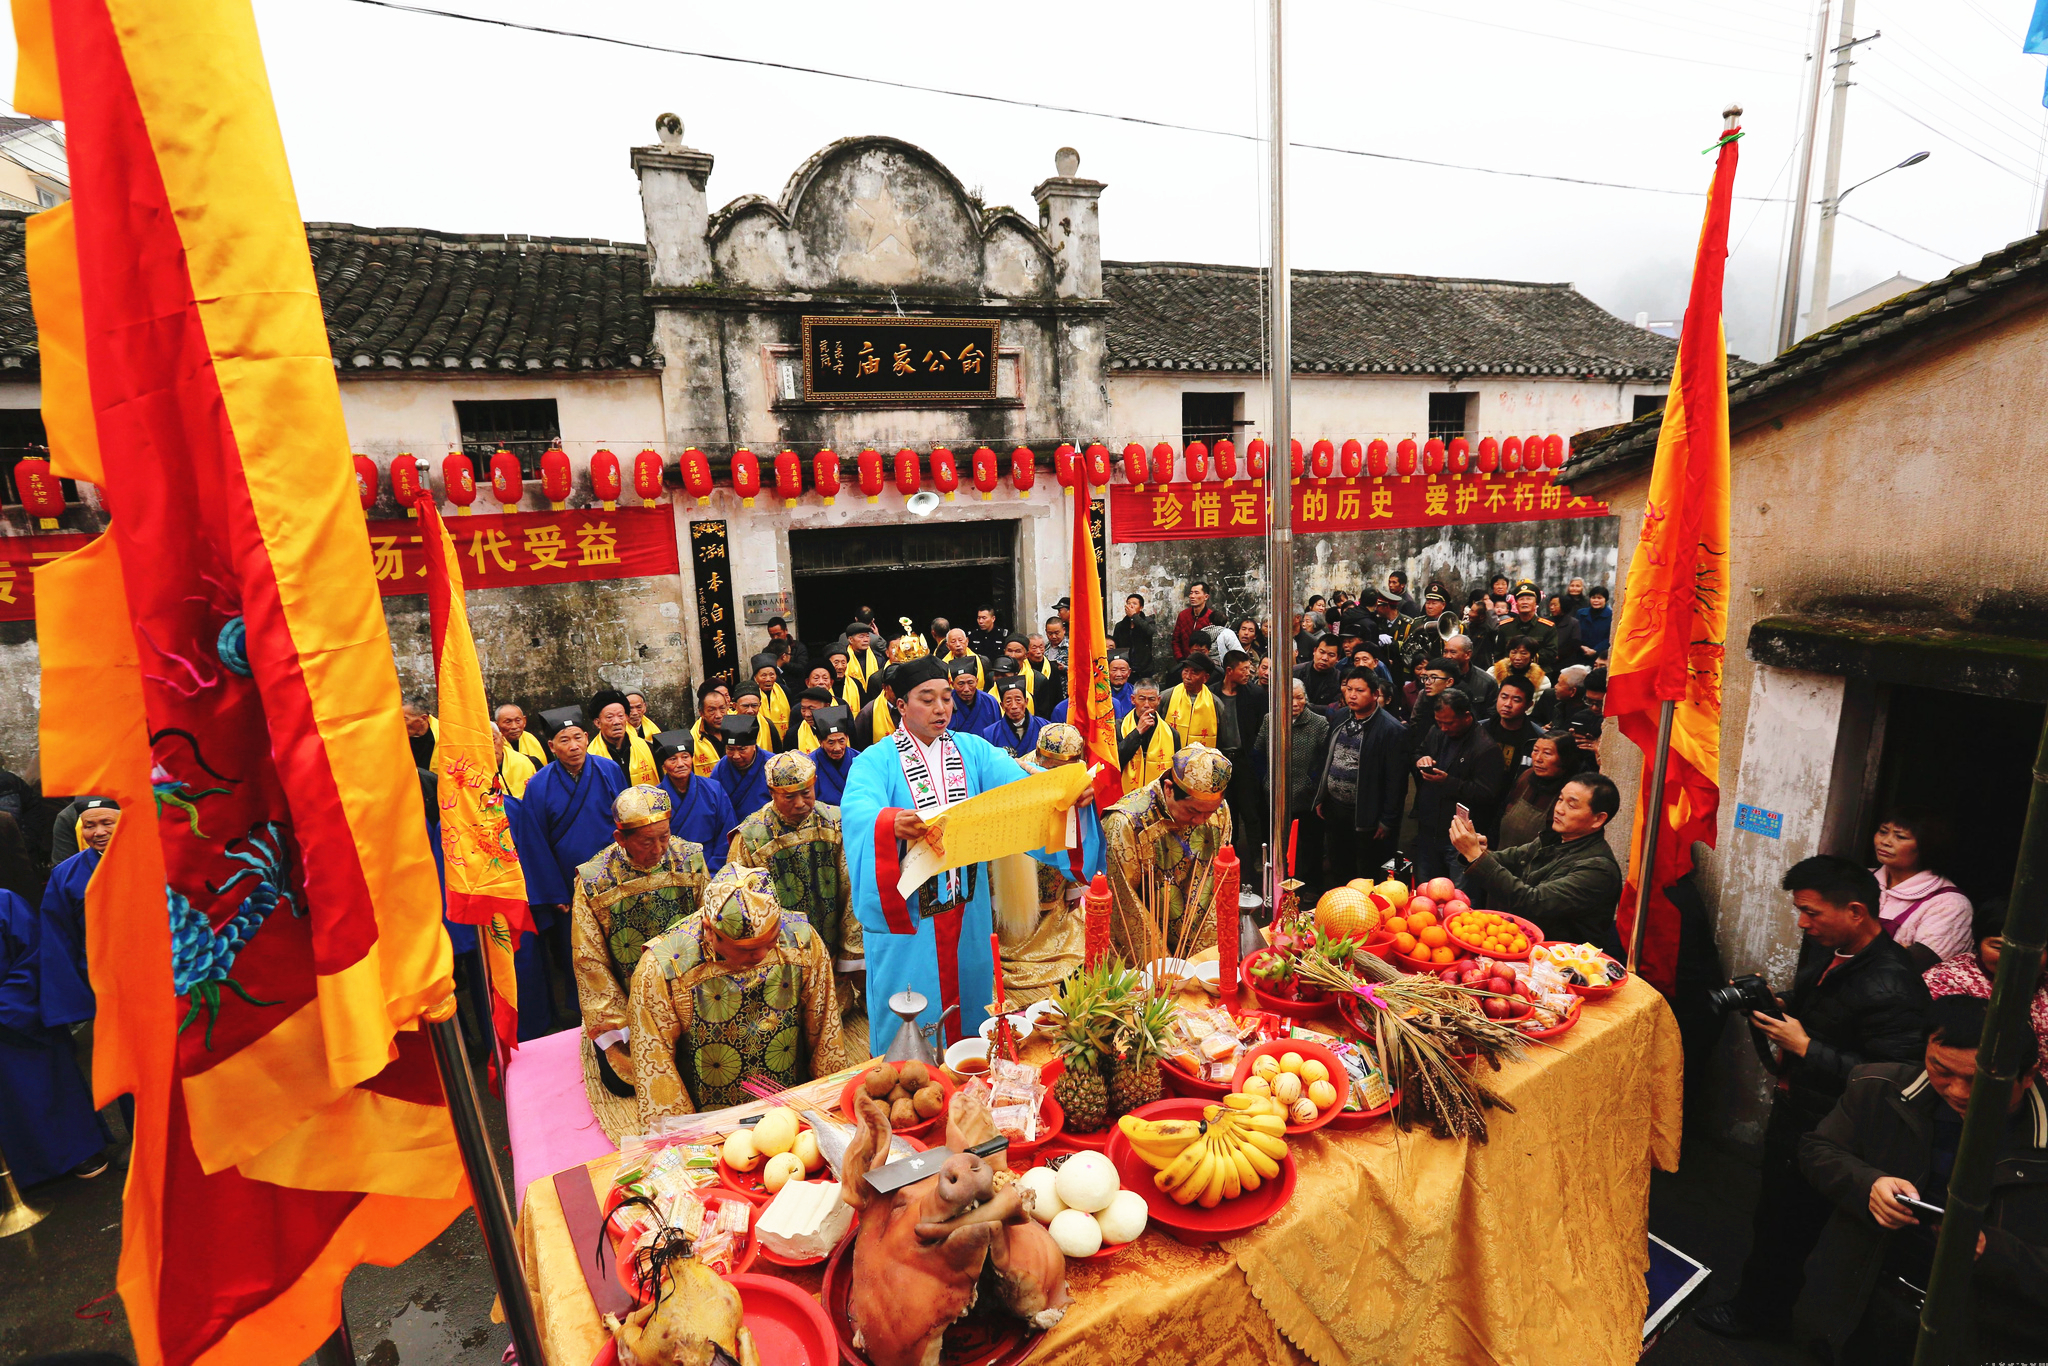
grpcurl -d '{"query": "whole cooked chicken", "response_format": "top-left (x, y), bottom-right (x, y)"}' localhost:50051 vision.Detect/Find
top-left (609, 1225), bottom-right (760, 1366)
top-left (840, 1088), bottom-right (1071, 1366)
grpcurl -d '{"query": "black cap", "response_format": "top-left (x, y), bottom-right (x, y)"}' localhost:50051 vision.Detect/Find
top-left (825, 639), bottom-right (850, 659)
top-left (652, 729), bottom-right (695, 764)
top-left (1178, 654), bottom-right (1216, 677)
top-left (1374, 588), bottom-right (1403, 606)
top-left (813, 706), bottom-right (853, 737)
top-left (79, 796), bottom-right (120, 812)
top-left (844, 621), bottom-right (874, 637)
top-left (750, 653), bottom-right (780, 674)
top-left (948, 657), bottom-right (981, 680)
top-left (996, 677), bottom-right (1027, 696)
top-left (588, 687), bottom-right (629, 718)
top-left (1107, 649), bottom-right (1131, 663)
top-left (993, 657), bottom-right (1022, 676)
top-left (894, 657), bottom-right (948, 692)
top-left (539, 705), bottom-right (588, 738)
top-left (718, 714), bottom-right (759, 747)
top-left (1054, 596), bottom-right (1071, 609)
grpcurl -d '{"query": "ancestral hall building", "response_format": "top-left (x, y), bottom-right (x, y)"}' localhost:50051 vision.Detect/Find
top-left (0, 120), bottom-right (1683, 738)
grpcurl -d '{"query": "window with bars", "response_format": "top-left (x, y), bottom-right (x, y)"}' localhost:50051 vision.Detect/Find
top-left (1427, 392), bottom-right (1473, 445)
top-left (455, 398), bottom-right (562, 479)
top-left (1181, 392), bottom-right (1240, 450)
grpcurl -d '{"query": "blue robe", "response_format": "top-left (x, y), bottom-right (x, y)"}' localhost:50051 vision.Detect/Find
top-left (979, 712), bottom-right (1047, 758)
top-left (660, 773), bottom-right (738, 876)
top-left (37, 848), bottom-right (98, 1028)
top-left (844, 731), bottom-right (1075, 1054)
top-left (948, 690), bottom-right (1001, 736)
top-left (711, 752), bottom-right (771, 825)
top-left (509, 754), bottom-right (629, 908)
top-left (1052, 682), bottom-right (1133, 723)
top-left (811, 746), bottom-right (858, 807)
top-left (0, 887), bottom-right (108, 1185)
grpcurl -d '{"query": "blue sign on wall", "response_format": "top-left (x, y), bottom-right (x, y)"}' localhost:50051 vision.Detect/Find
top-left (1735, 803), bottom-right (1783, 839)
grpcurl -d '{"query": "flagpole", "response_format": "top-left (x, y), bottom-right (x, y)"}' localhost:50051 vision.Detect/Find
top-left (1263, 0), bottom-right (1294, 900)
top-left (1625, 699), bottom-right (1675, 975)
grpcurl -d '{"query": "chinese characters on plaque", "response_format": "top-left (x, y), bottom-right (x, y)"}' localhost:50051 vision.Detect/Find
top-left (689, 519), bottom-right (741, 686)
top-left (1106, 473), bottom-right (1611, 544)
top-left (800, 316), bottom-right (1001, 403)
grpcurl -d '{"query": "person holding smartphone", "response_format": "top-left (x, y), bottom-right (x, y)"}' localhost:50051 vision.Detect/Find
top-left (1792, 995), bottom-right (2048, 1364)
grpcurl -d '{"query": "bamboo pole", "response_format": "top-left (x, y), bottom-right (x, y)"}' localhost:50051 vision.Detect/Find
top-left (1625, 700), bottom-right (1676, 975)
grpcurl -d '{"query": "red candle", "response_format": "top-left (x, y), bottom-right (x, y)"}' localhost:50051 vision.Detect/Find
top-left (1213, 845), bottom-right (1241, 1003)
top-left (1287, 820), bottom-right (1299, 879)
top-left (990, 931), bottom-right (1006, 1014)
top-left (1084, 874), bottom-right (1113, 967)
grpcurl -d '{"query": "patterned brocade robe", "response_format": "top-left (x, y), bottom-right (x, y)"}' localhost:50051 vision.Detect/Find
top-left (628, 913), bottom-right (846, 1127)
top-left (1100, 782), bottom-right (1232, 968)
top-left (569, 838), bottom-right (710, 1121)
top-left (726, 804), bottom-right (862, 983)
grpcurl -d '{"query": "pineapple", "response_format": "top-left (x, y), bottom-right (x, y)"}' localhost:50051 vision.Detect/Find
top-left (1048, 960), bottom-right (1125, 1132)
top-left (1105, 992), bottom-right (1177, 1118)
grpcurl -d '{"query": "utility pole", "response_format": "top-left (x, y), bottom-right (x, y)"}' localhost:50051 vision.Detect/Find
top-left (1264, 0), bottom-right (1293, 909)
top-left (1807, 2), bottom-right (1880, 338)
top-left (1776, 0), bottom-right (1832, 356)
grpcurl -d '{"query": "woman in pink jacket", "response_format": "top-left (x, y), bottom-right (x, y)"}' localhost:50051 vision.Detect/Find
top-left (1870, 808), bottom-right (1974, 970)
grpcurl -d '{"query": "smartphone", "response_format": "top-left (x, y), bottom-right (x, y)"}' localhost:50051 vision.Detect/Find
top-left (1455, 803), bottom-right (1471, 824)
top-left (1893, 1191), bottom-right (1945, 1220)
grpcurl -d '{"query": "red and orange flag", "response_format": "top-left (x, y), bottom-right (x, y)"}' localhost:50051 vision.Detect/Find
top-left (1066, 482), bottom-right (1122, 813)
top-left (419, 496), bottom-right (527, 1070)
top-left (23, 2), bottom-right (468, 1362)
top-left (1607, 118), bottom-right (1739, 995)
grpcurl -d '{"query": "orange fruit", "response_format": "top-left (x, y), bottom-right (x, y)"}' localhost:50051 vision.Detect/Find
top-left (1419, 926), bottom-right (1449, 949)
top-left (1408, 909), bottom-right (1437, 930)
top-left (1510, 935), bottom-right (1529, 953)
top-left (1431, 946), bottom-right (1456, 965)
top-left (1385, 916), bottom-right (1408, 937)
top-left (1393, 932), bottom-right (1417, 955)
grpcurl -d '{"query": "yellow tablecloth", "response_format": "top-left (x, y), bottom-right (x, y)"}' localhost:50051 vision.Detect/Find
top-left (516, 978), bottom-right (1681, 1366)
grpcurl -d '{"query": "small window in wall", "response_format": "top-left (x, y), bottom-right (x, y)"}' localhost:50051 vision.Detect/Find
top-left (0, 408), bottom-right (76, 505)
top-left (1427, 392), bottom-right (1473, 445)
top-left (1633, 394), bottom-right (1665, 420)
top-left (1181, 392), bottom-right (1240, 450)
top-left (456, 398), bottom-right (561, 478)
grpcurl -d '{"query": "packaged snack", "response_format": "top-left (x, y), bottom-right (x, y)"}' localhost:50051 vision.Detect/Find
top-left (987, 1057), bottom-right (1043, 1110)
top-left (991, 1102), bottom-right (1040, 1143)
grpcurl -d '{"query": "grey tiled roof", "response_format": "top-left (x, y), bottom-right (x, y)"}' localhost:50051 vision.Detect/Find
top-left (1103, 260), bottom-right (1686, 378)
top-left (308, 224), bottom-right (657, 372)
top-left (0, 215), bottom-right (33, 372)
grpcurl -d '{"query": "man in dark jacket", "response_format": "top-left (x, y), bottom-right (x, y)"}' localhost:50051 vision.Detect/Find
top-left (1410, 689), bottom-right (1506, 884)
top-left (1256, 680), bottom-right (1330, 892)
top-left (1507, 581), bottom-right (1561, 676)
top-left (1697, 856), bottom-right (1933, 1341)
top-left (1451, 771), bottom-right (1621, 949)
top-left (1294, 637), bottom-right (1343, 710)
top-left (1576, 587), bottom-right (1614, 666)
top-left (1794, 995), bottom-right (2048, 1365)
top-left (1313, 669), bottom-right (1408, 890)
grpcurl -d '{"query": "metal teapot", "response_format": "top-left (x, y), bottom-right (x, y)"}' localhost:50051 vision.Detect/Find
top-left (880, 990), bottom-right (958, 1068)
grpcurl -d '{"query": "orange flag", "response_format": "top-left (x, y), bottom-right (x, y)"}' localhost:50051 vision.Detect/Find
top-left (418, 496), bottom-right (526, 1069)
top-left (1607, 118), bottom-right (1739, 995)
top-left (24, 2), bottom-right (468, 1362)
top-left (1066, 484), bottom-right (1122, 812)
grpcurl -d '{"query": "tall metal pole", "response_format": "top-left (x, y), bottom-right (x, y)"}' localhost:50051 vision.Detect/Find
top-left (1776, 0), bottom-right (1833, 355)
top-left (1263, 0), bottom-right (1294, 903)
top-left (1913, 712), bottom-right (2048, 1365)
top-left (1625, 700), bottom-right (1676, 975)
top-left (1806, 0), bottom-right (1868, 339)
top-left (425, 1011), bottom-right (546, 1366)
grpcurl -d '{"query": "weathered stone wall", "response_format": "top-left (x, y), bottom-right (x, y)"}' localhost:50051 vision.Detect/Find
top-left (1107, 515), bottom-right (1622, 661)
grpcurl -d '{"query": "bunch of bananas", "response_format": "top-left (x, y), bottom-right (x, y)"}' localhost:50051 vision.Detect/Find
top-left (1116, 1094), bottom-right (1289, 1208)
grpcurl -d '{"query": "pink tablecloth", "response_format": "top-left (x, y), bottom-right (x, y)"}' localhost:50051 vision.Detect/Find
top-left (504, 1026), bottom-right (615, 1206)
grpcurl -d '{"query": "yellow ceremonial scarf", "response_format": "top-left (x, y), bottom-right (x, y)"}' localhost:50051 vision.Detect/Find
top-left (601, 729), bottom-right (659, 786)
top-left (758, 682), bottom-right (791, 733)
top-left (688, 720), bottom-right (720, 777)
top-left (497, 745), bottom-right (536, 799)
top-left (1166, 684), bottom-right (1218, 750)
top-left (513, 728), bottom-right (548, 766)
top-left (1119, 711), bottom-right (1177, 794)
top-left (846, 645), bottom-right (882, 692)
top-left (868, 696), bottom-right (898, 742)
top-left (794, 720), bottom-right (821, 754)
top-left (633, 715), bottom-right (661, 742)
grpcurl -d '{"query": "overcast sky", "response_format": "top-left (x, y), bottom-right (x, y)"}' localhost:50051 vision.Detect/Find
top-left (11, 0), bottom-right (2046, 364)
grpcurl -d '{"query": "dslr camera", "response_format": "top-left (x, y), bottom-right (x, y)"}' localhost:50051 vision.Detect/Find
top-left (1706, 972), bottom-right (1780, 1019)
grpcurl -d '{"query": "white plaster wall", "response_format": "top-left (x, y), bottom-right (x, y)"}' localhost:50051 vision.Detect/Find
top-left (0, 379), bottom-right (40, 409)
top-left (1107, 372), bottom-right (1664, 447)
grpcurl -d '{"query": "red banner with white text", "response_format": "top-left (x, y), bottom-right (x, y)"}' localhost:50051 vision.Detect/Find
top-left (1108, 473), bottom-right (1610, 543)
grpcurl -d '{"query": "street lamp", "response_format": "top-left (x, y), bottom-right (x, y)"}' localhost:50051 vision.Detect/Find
top-left (1836, 150), bottom-right (1931, 206)
top-left (1808, 150), bottom-right (1931, 339)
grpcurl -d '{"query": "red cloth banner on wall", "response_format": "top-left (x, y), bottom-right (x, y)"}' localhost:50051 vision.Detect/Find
top-left (1107, 473), bottom-right (1610, 543)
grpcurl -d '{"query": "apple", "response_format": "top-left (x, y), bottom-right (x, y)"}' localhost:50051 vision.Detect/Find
top-left (1425, 877), bottom-right (1457, 902)
top-left (1408, 895), bottom-right (1437, 920)
top-left (1440, 966), bottom-right (1462, 984)
top-left (1482, 997), bottom-right (1510, 1019)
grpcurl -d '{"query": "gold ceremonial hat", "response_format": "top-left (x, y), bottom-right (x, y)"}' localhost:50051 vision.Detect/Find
top-left (888, 615), bottom-right (930, 663)
top-left (613, 784), bottom-right (673, 830)
top-left (1035, 722), bottom-right (1084, 764)
top-left (706, 862), bottom-right (782, 938)
top-left (1171, 744), bottom-right (1233, 796)
top-left (765, 749), bottom-right (817, 791)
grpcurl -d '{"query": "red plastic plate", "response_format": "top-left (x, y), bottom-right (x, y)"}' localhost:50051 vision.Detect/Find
top-left (1240, 948), bottom-right (1342, 1020)
top-left (1540, 941), bottom-right (1630, 1000)
top-left (729, 1271), bottom-right (839, 1366)
top-left (1326, 1085), bottom-right (1400, 1129)
top-left (1230, 1038), bottom-right (1351, 1134)
top-left (839, 1067), bottom-right (957, 1142)
top-left (822, 1234), bottom-right (1044, 1366)
top-left (1104, 1098), bottom-right (1297, 1244)
top-left (1442, 911), bottom-right (1543, 962)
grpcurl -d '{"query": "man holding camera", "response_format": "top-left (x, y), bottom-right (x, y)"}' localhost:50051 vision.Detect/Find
top-left (1697, 856), bottom-right (1932, 1341)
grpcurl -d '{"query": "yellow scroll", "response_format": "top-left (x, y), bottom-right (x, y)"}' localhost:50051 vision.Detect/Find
top-left (894, 762), bottom-right (1094, 899)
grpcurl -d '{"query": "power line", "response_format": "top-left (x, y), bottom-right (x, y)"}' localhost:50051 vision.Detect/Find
top-left (1516, 0), bottom-right (1805, 55)
top-left (1837, 209), bottom-right (1965, 263)
top-left (1364, 0), bottom-right (1794, 73)
top-left (334, 0), bottom-right (1796, 204)
top-left (1862, 85), bottom-right (2038, 184)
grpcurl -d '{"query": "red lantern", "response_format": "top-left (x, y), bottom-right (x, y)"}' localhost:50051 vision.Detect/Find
top-left (540, 447), bottom-right (572, 509)
top-left (813, 448), bottom-right (841, 504)
top-left (1525, 435), bottom-right (1546, 476)
top-left (1395, 439), bottom-right (1417, 478)
top-left (1501, 437), bottom-right (1523, 473)
top-left (973, 446), bottom-right (1000, 500)
top-left (389, 453), bottom-right (424, 516)
top-left (1476, 437), bottom-right (1499, 475)
top-left (1010, 446), bottom-right (1035, 494)
top-left (731, 448), bottom-right (761, 506)
top-left (1366, 439), bottom-right (1389, 478)
top-left (1084, 442), bottom-right (1112, 487)
top-left (1054, 443), bottom-right (1078, 492)
top-left (1246, 438), bottom-right (1268, 479)
top-left (1121, 441), bottom-right (1147, 489)
top-left (894, 447), bottom-right (920, 497)
top-left (352, 454), bottom-right (378, 513)
top-left (1422, 438), bottom-right (1445, 476)
top-left (1185, 440), bottom-right (1209, 484)
top-left (590, 449), bottom-right (622, 510)
top-left (15, 455), bottom-right (64, 527)
top-left (1214, 438), bottom-right (1237, 481)
top-left (441, 452), bottom-right (477, 513)
top-left (1544, 433), bottom-right (1566, 470)
top-left (1339, 438), bottom-right (1363, 479)
top-left (1290, 439), bottom-right (1304, 481)
top-left (634, 448), bottom-right (665, 504)
top-left (1310, 439), bottom-right (1334, 480)
top-left (774, 448), bottom-right (803, 507)
top-left (1447, 437), bottom-right (1470, 475)
top-left (932, 447), bottom-right (960, 500)
top-left (1149, 441), bottom-right (1174, 486)
top-left (858, 448), bottom-right (885, 503)
top-left (680, 447), bottom-right (713, 505)
top-left (490, 448), bottom-right (523, 508)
